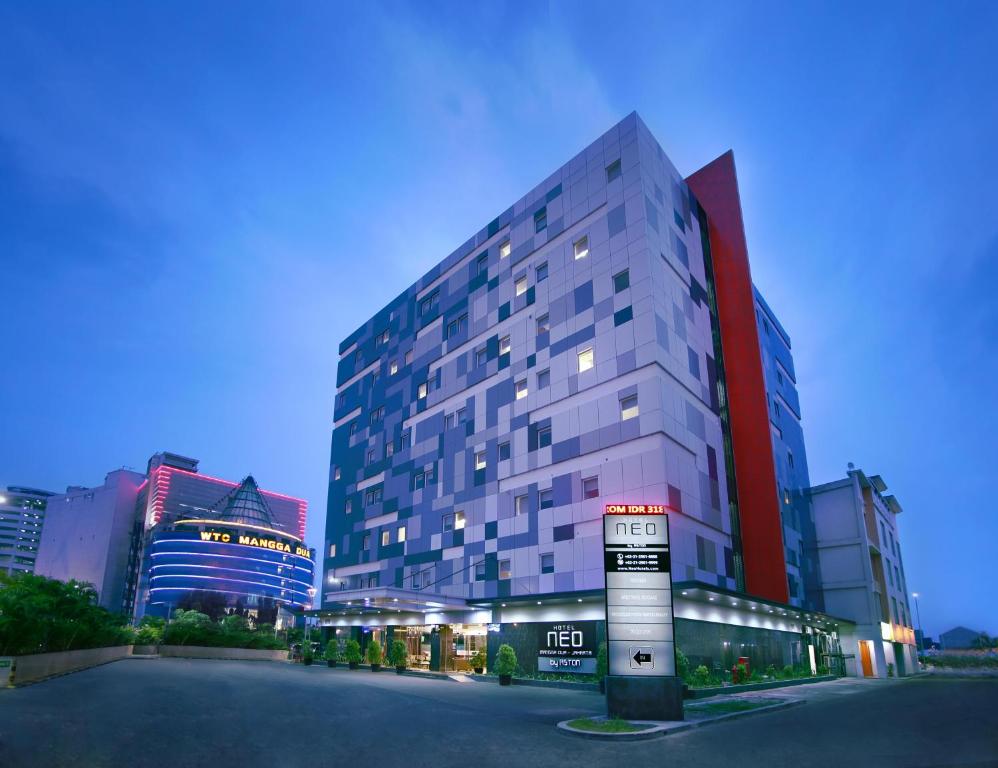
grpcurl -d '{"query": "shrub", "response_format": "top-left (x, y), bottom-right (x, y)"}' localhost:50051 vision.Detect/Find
top-left (469, 649), bottom-right (487, 670)
top-left (495, 644), bottom-right (517, 676)
top-left (780, 664), bottom-right (795, 679)
top-left (344, 639), bottom-right (362, 664)
top-left (389, 639), bottom-right (408, 668)
top-left (366, 641), bottom-right (383, 666)
top-left (690, 665), bottom-right (714, 688)
top-left (676, 648), bottom-right (690, 680)
top-left (324, 641), bottom-right (340, 661)
top-left (765, 664), bottom-right (777, 678)
top-left (887, 662), bottom-right (894, 677)
top-left (596, 642), bottom-right (608, 679)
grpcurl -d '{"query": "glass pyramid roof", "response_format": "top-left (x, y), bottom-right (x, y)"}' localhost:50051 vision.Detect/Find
top-left (212, 475), bottom-right (277, 529)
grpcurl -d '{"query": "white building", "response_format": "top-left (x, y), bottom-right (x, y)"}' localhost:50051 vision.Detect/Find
top-left (810, 468), bottom-right (918, 677)
top-left (0, 486), bottom-right (54, 575)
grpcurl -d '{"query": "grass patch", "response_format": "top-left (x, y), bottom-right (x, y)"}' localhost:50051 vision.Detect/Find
top-left (687, 699), bottom-right (774, 715)
top-left (566, 717), bottom-right (645, 733)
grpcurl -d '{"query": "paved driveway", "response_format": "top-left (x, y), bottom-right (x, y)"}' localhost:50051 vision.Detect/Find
top-left (0, 658), bottom-right (995, 768)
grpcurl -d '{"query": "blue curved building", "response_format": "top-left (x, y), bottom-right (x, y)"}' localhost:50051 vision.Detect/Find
top-left (142, 475), bottom-right (315, 626)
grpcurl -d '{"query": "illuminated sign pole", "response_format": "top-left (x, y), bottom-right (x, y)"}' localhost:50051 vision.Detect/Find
top-left (603, 504), bottom-right (684, 721)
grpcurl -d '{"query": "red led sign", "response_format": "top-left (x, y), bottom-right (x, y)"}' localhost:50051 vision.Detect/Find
top-left (604, 504), bottom-right (667, 515)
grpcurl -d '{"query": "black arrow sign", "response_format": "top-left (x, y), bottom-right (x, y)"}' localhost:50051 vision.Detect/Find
top-left (632, 650), bottom-right (652, 665)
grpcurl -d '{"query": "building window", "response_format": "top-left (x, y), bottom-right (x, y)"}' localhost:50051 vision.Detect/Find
top-left (345, 499), bottom-right (352, 514)
top-left (539, 488), bottom-right (553, 509)
top-left (405, 349), bottom-right (413, 365)
top-left (398, 525), bottom-right (406, 543)
top-left (401, 429), bottom-right (411, 449)
top-left (443, 513), bottom-right (454, 532)
top-left (419, 291), bottom-right (439, 316)
top-left (499, 240), bottom-right (511, 259)
top-left (787, 450), bottom-right (794, 469)
top-left (363, 534), bottom-right (371, 551)
top-left (329, 543), bottom-right (337, 557)
top-left (606, 159), bottom-right (621, 182)
top-left (476, 347), bottom-right (488, 367)
top-left (381, 530), bottom-right (390, 546)
top-left (376, 329), bottom-right (389, 346)
top-left (536, 314), bottom-right (549, 334)
top-left (538, 425), bottom-right (552, 448)
top-left (540, 553), bottom-right (555, 574)
top-left (447, 314), bottom-right (468, 339)
top-left (349, 421), bottom-right (359, 436)
top-left (515, 276), bottom-right (527, 296)
top-left (574, 236), bottom-right (589, 260)
top-left (475, 562), bottom-right (486, 581)
top-left (515, 379), bottom-right (528, 400)
top-left (583, 476), bottom-right (599, 499)
top-left (457, 407), bottom-right (466, 423)
top-left (367, 449), bottom-right (376, 465)
top-left (613, 269), bottom-right (629, 293)
top-left (534, 207), bottom-right (547, 233)
top-left (499, 559), bottom-right (511, 579)
top-left (515, 494), bottom-right (528, 516)
top-left (776, 369), bottom-right (783, 385)
top-left (475, 451), bottom-right (487, 470)
top-left (333, 467), bottom-right (341, 481)
top-left (499, 441), bottom-right (511, 461)
top-left (578, 347), bottom-right (594, 372)
top-left (413, 471), bottom-right (426, 490)
top-left (365, 486), bottom-right (383, 506)
top-left (445, 413), bottom-right (456, 430)
top-left (537, 369), bottom-right (550, 389)
top-left (536, 262), bottom-right (548, 282)
top-left (477, 254), bottom-right (489, 276)
top-left (355, 349), bottom-right (362, 364)
top-left (455, 511), bottom-right (465, 530)
top-left (620, 395), bottom-right (639, 421)
top-left (390, 360), bottom-right (399, 375)
top-left (386, 441), bottom-right (394, 458)
top-left (418, 382), bottom-right (428, 399)
top-left (370, 406), bottom-right (384, 423)
top-left (499, 335), bottom-right (511, 355)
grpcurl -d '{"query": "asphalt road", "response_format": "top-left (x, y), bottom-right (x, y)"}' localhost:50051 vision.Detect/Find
top-left (0, 658), bottom-right (995, 768)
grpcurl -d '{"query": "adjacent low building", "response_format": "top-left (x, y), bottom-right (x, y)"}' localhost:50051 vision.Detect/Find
top-left (0, 486), bottom-right (54, 576)
top-left (939, 626), bottom-right (988, 650)
top-left (810, 468), bottom-right (917, 676)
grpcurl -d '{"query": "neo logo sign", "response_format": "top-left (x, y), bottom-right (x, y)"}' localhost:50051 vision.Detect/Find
top-left (614, 520), bottom-right (659, 537)
top-left (546, 629), bottom-right (585, 649)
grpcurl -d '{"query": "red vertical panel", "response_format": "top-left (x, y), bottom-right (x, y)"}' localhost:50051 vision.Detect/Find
top-left (686, 151), bottom-right (788, 604)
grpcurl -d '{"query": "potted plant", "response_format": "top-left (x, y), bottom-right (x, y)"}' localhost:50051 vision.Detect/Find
top-left (470, 649), bottom-right (486, 674)
top-left (367, 640), bottom-right (383, 672)
top-left (344, 639), bottom-right (362, 670)
top-left (324, 641), bottom-right (340, 668)
top-left (389, 639), bottom-right (408, 674)
top-left (596, 642), bottom-right (608, 693)
top-left (302, 648), bottom-right (314, 666)
top-left (495, 643), bottom-right (517, 686)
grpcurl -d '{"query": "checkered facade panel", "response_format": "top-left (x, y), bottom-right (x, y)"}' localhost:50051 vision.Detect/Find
top-left (322, 113), bottom-right (739, 606)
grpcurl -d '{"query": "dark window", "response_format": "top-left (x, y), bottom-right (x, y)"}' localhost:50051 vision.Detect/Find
top-left (538, 369), bottom-right (550, 389)
top-left (534, 207), bottom-right (547, 233)
top-left (413, 471), bottom-right (425, 490)
top-left (477, 254), bottom-right (488, 275)
top-left (499, 442), bottom-right (511, 461)
top-left (349, 421), bottom-right (358, 436)
top-left (474, 562), bottom-right (486, 581)
top-left (540, 489), bottom-right (553, 509)
top-left (583, 476), bottom-right (599, 499)
top-left (419, 291), bottom-right (439, 316)
top-left (540, 553), bottom-right (555, 574)
top-left (536, 262), bottom-right (548, 282)
top-left (476, 347), bottom-right (488, 367)
top-left (442, 513), bottom-right (454, 532)
top-left (606, 159), bottom-right (621, 182)
top-left (370, 406), bottom-right (384, 423)
top-left (613, 269), bottom-right (630, 293)
top-left (538, 425), bottom-right (552, 448)
top-left (536, 314), bottom-right (550, 334)
top-left (363, 533), bottom-right (371, 551)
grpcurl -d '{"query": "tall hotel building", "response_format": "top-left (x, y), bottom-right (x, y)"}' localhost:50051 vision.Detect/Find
top-left (317, 113), bottom-right (850, 675)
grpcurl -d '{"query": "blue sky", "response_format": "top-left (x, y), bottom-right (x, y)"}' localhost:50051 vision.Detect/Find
top-left (2, 2), bottom-right (995, 637)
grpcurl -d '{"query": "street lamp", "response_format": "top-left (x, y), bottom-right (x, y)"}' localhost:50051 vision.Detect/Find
top-left (912, 592), bottom-right (924, 651)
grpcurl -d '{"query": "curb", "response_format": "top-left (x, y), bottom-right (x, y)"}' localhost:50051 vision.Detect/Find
top-left (557, 698), bottom-right (805, 741)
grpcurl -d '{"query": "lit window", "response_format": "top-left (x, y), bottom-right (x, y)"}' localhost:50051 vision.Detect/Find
top-left (515, 379), bottom-right (528, 400)
top-left (333, 467), bottom-right (341, 481)
top-left (620, 395), bottom-right (639, 421)
top-left (405, 350), bottom-right (413, 365)
top-left (475, 451), bottom-right (487, 470)
top-left (398, 525), bottom-right (406, 543)
top-left (329, 543), bottom-right (336, 557)
top-left (499, 559), bottom-right (511, 579)
top-left (515, 277), bottom-right (527, 296)
top-left (540, 489), bottom-right (553, 509)
top-left (606, 159), bottom-right (621, 182)
top-left (578, 347), bottom-right (594, 372)
top-left (499, 441), bottom-right (511, 461)
top-left (499, 240), bottom-right (511, 259)
top-left (455, 511), bottom-right (466, 530)
top-left (540, 553), bottom-right (554, 574)
top-left (534, 208), bottom-right (547, 233)
top-left (583, 476), bottom-right (599, 499)
top-left (515, 494), bottom-right (528, 516)
top-left (537, 369), bottom-right (550, 389)
top-left (574, 236), bottom-right (589, 260)
top-left (418, 382), bottom-right (428, 399)
top-left (363, 534), bottom-right (371, 551)
top-left (538, 425), bottom-right (552, 448)
top-left (475, 562), bottom-right (486, 581)
top-left (536, 262), bottom-right (548, 282)
top-left (390, 360), bottom-right (399, 375)
top-left (386, 441), bottom-right (394, 458)
top-left (381, 530), bottom-right (390, 547)
top-left (613, 269), bottom-right (629, 293)
top-left (536, 314), bottom-right (549, 334)
top-left (499, 335), bottom-right (511, 355)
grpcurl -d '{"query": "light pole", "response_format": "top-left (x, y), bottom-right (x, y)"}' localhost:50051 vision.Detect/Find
top-left (912, 592), bottom-right (923, 651)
